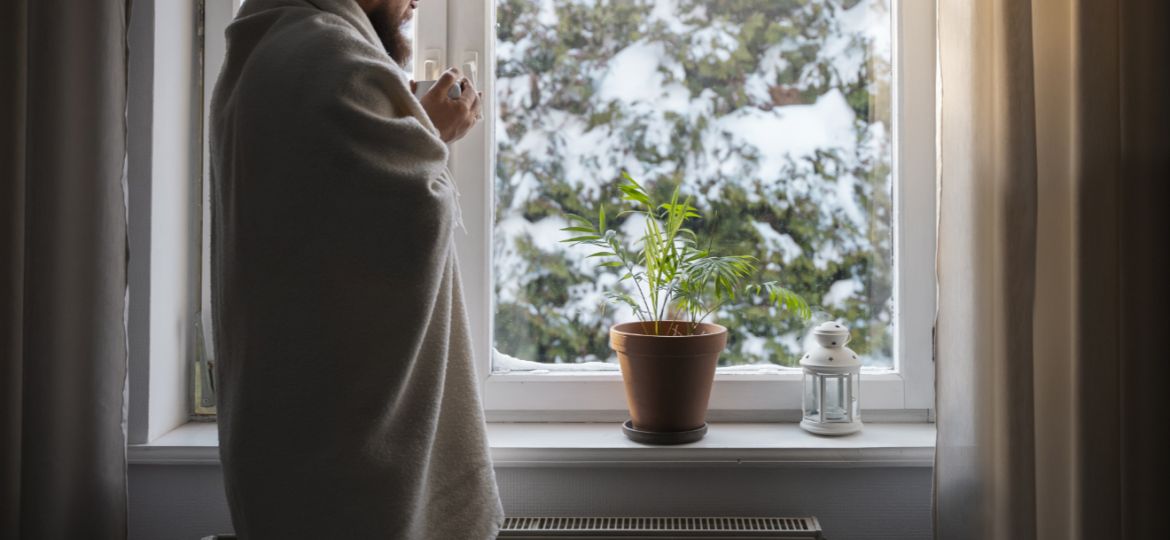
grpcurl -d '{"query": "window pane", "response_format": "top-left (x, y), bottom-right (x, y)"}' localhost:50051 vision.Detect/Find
top-left (493, 0), bottom-right (893, 371)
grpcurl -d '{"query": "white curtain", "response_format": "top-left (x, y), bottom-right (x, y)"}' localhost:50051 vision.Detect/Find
top-left (934, 0), bottom-right (1170, 538)
top-left (934, 0), bottom-right (1038, 537)
top-left (1, 0), bottom-right (130, 538)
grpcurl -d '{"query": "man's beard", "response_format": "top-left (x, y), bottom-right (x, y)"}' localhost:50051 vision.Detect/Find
top-left (368, 6), bottom-right (412, 68)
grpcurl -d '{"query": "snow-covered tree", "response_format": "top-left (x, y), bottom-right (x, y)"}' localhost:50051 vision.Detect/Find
top-left (493, 0), bottom-right (893, 368)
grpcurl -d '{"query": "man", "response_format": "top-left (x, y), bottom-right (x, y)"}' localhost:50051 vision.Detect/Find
top-left (209, 0), bottom-right (502, 538)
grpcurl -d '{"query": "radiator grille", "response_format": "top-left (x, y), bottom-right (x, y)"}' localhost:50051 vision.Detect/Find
top-left (499, 516), bottom-right (823, 538)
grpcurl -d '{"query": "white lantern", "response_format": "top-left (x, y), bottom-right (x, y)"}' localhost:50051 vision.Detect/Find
top-left (799, 321), bottom-right (862, 435)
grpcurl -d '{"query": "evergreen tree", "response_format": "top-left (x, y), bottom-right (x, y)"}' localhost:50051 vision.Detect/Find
top-left (494, 0), bottom-right (893, 368)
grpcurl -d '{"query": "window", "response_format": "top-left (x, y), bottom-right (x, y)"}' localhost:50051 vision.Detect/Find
top-left (492, 0), bottom-right (896, 371)
top-left (440, 0), bottom-right (935, 420)
top-left (195, 0), bottom-right (935, 421)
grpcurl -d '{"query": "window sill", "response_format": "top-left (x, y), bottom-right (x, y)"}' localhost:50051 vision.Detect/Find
top-left (128, 421), bottom-right (934, 467)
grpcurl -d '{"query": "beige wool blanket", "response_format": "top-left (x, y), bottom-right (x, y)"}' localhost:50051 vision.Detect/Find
top-left (209, 0), bottom-right (502, 538)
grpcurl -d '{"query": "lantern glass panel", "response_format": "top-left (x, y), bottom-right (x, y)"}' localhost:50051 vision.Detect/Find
top-left (822, 375), bottom-right (849, 422)
top-left (851, 373), bottom-right (860, 419)
top-left (803, 372), bottom-right (819, 419)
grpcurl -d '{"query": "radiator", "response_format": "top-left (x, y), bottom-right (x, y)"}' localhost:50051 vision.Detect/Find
top-left (202, 516), bottom-right (824, 540)
top-left (498, 516), bottom-right (824, 539)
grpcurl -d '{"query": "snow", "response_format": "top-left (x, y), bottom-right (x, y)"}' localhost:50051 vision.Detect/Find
top-left (555, 115), bottom-right (622, 196)
top-left (502, 215), bottom-right (567, 253)
top-left (813, 243), bottom-right (842, 271)
top-left (835, 174), bottom-right (866, 228)
top-left (689, 24), bottom-right (740, 63)
top-left (776, 330), bottom-right (804, 357)
top-left (752, 221), bottom-right (803, 264)
top-left (713, 89), bottom-right (857, 178)
top-left (493, 349), bottom-right (619, 373)
top-left (494, 216), bottom-right (576, 304)
top-left (507, 171), bottom-right (540, 212)
top-left (500, 108), bottom-right (624, 200)
top-left (514, 125), bottom-right (550, 157)
top-left (648, 0), bottom-right (698, 34)
top-left (495, 75), bottom-right (531, 145)
top-left (717, 364), bottom-right (802, 374)
top-left (565, 272), bottom-right (636, 326)
top-left (816, 0), bottom-right (892, 84)
top-left (619, 212), bottom-right (648, 250)
top-left (495, 37), bottom-right (537, 76)
top-left (822, 277), bottom-right (863, 309)
top-left (739, 331), bottom-right (771, 362)
top-left (744, 44), bottom-right (794, 105)
top-left (537, 0), bottom-right (558, 27)
top-left (597, 40), bottom-right (687, 108)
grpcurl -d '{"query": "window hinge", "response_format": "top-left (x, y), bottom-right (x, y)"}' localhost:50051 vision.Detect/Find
top-left (931, 324), bottom-right (937, 363)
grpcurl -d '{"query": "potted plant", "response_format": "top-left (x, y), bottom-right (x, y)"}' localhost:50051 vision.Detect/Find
top-left (562, 173), bottom-right (811, 443)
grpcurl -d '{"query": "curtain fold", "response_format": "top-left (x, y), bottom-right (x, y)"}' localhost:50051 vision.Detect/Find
top-left (0, 0), bottom-right (131, 538)
top-left (934, 1), bottom-right (1039, 538)
top-left (935, 0), bottom-right (1170, 538)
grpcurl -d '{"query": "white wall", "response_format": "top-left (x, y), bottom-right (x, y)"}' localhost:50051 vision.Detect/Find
top-left (129, 465), bottom-right (932, 539)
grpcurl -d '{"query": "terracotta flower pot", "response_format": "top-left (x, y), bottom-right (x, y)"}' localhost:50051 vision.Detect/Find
top-left (609, 321), bottom-right (728, 433)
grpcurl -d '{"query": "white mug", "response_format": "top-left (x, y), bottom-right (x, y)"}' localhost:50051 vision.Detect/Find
top-left (413, 79), bottom-right (462, 99)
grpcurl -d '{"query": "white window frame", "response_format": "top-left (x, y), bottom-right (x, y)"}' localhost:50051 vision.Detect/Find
top-left (128, 0), bottom-right (226, 444)
top-left (433, 0), bottom-right (937, 421)
top-left (175, 0), bottom-right (935, 427)
top-left (194, 0), bottom-right (244, 418)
